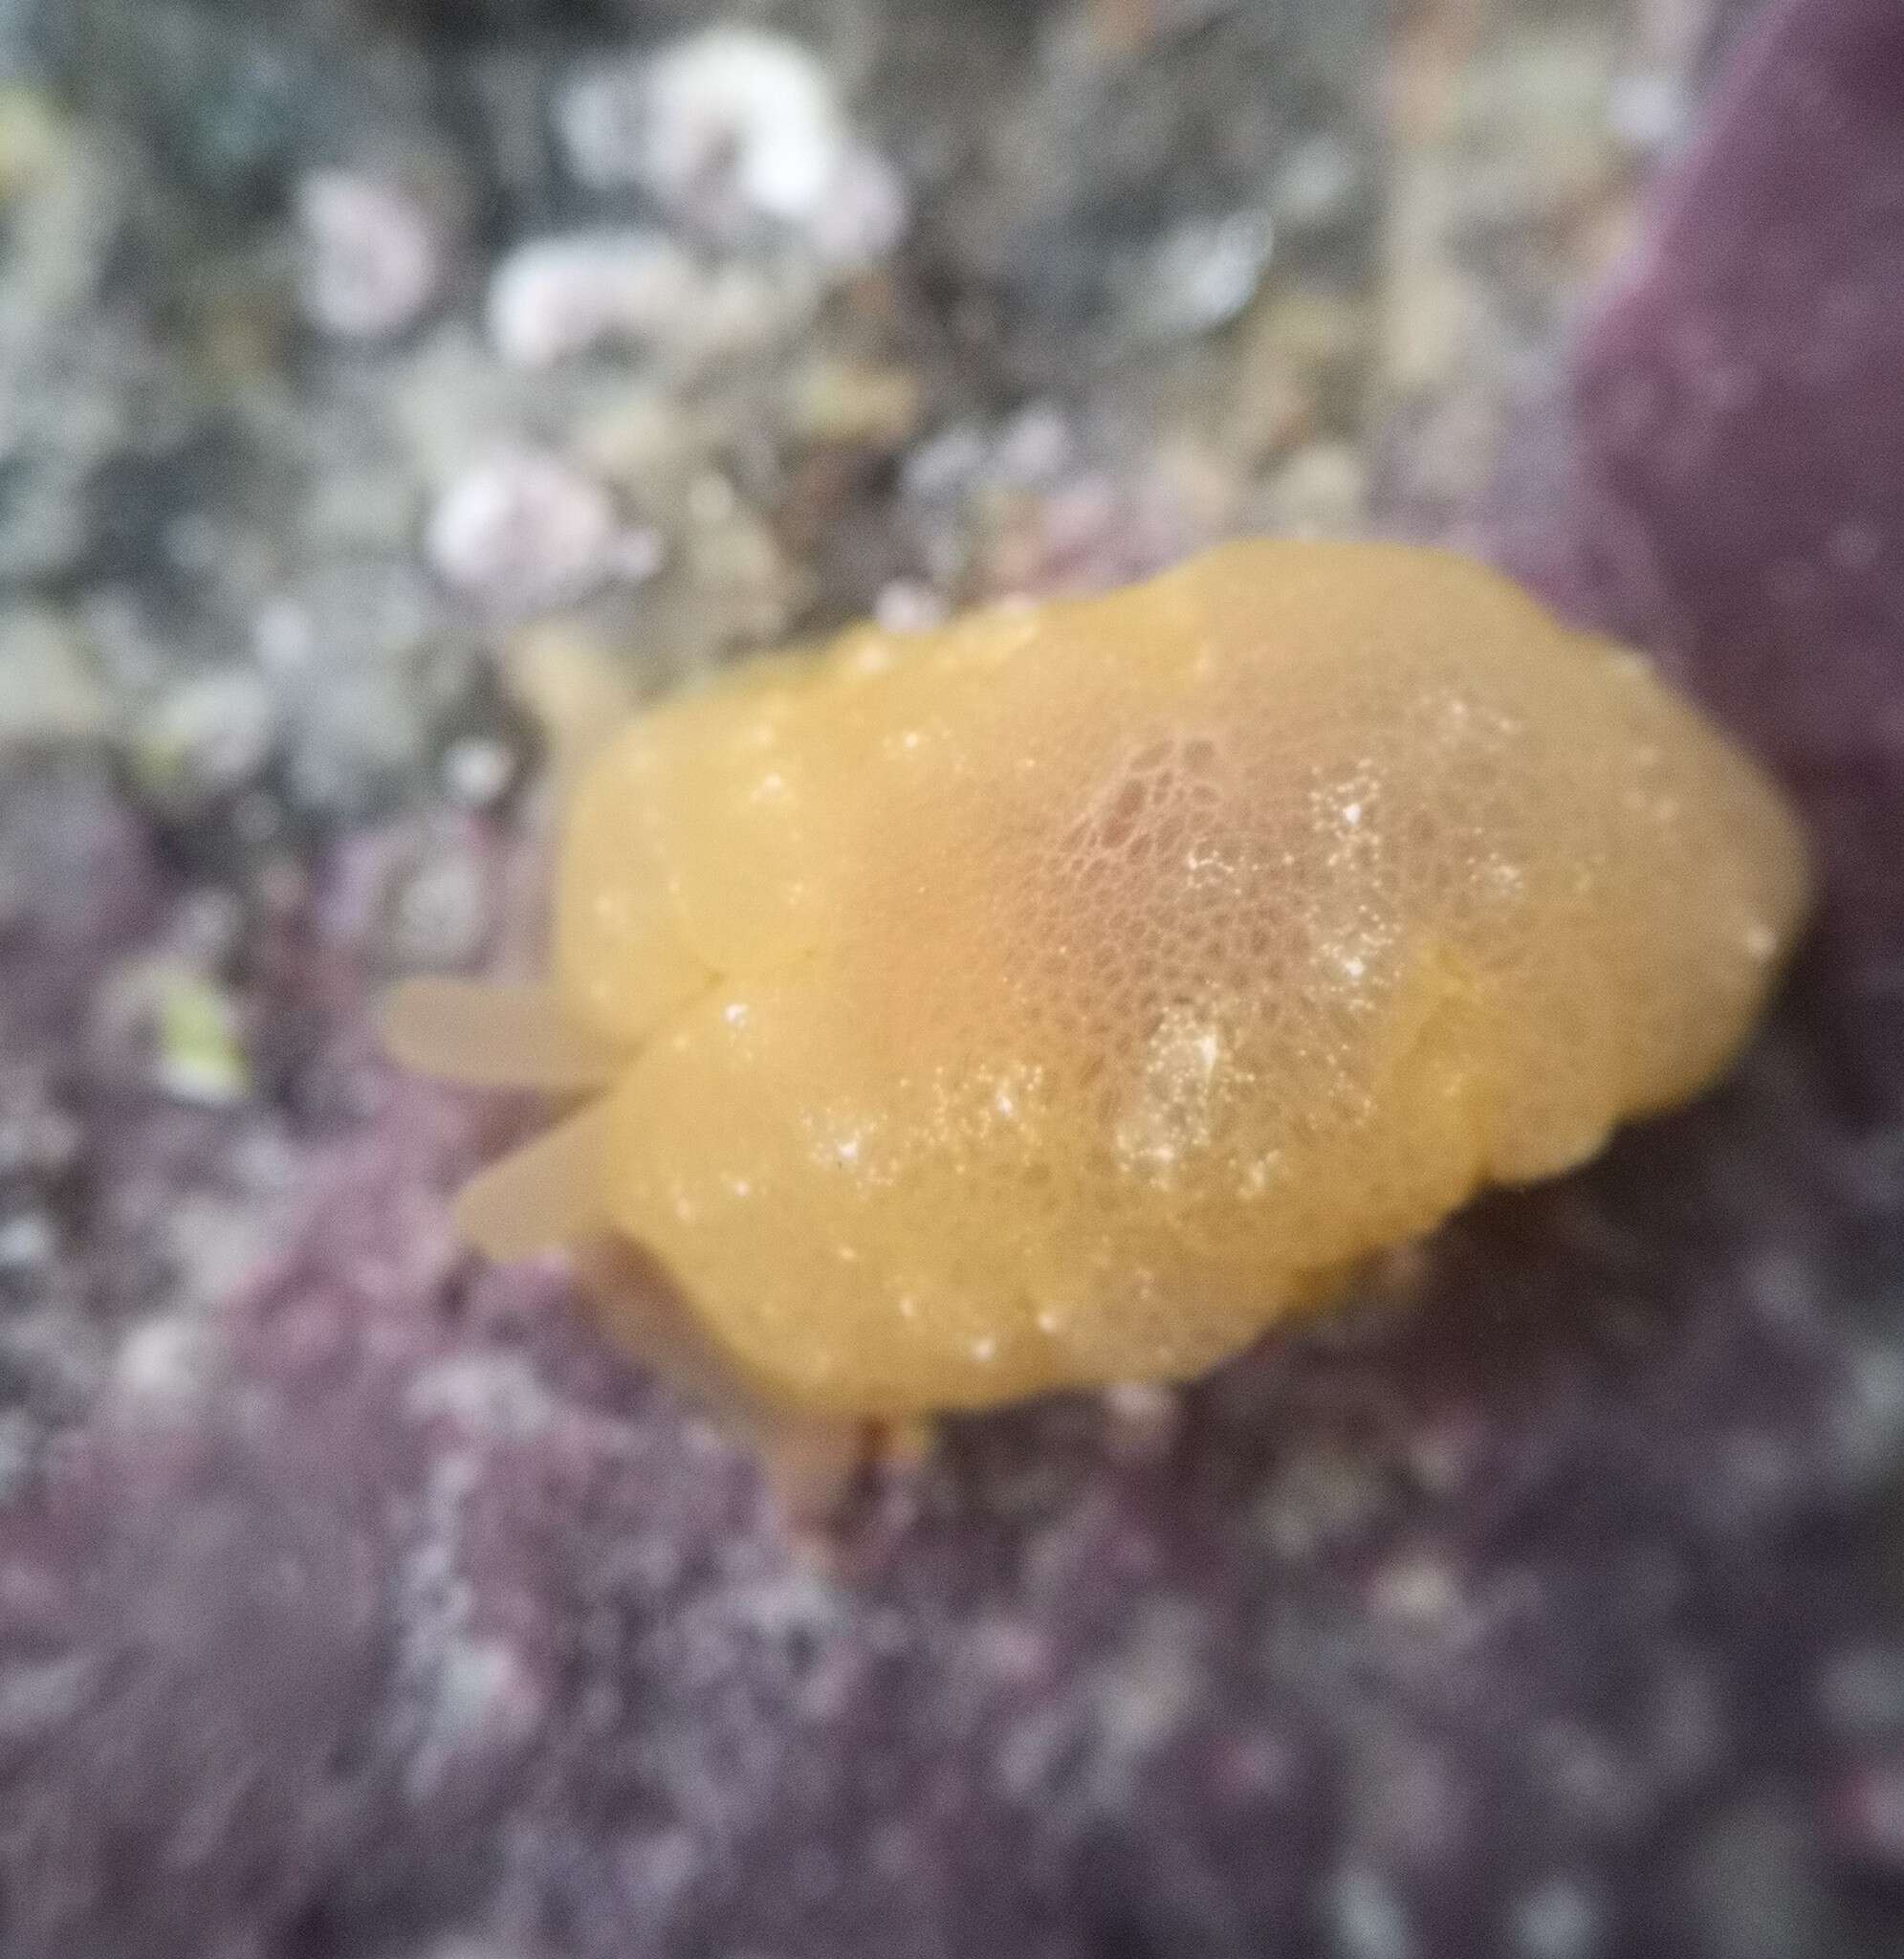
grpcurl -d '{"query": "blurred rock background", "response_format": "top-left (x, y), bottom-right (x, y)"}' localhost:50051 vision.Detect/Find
top-left (5, 2), bottom-right (1903, 1956)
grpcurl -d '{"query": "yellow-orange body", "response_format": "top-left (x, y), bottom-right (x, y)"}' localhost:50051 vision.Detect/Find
top-left (387, 541), bottom-right (1809, 1419)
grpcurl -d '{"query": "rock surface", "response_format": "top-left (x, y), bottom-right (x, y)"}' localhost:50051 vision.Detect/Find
top-left (4, 3), bottom-right (1903, 1957)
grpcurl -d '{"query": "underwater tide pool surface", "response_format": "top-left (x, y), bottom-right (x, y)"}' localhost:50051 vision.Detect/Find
top-left (3, 2), bottom-right (1902, 1956)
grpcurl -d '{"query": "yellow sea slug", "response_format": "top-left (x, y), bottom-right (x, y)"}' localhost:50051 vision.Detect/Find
top-left (386, 540), bottom-right (1809, 1421)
